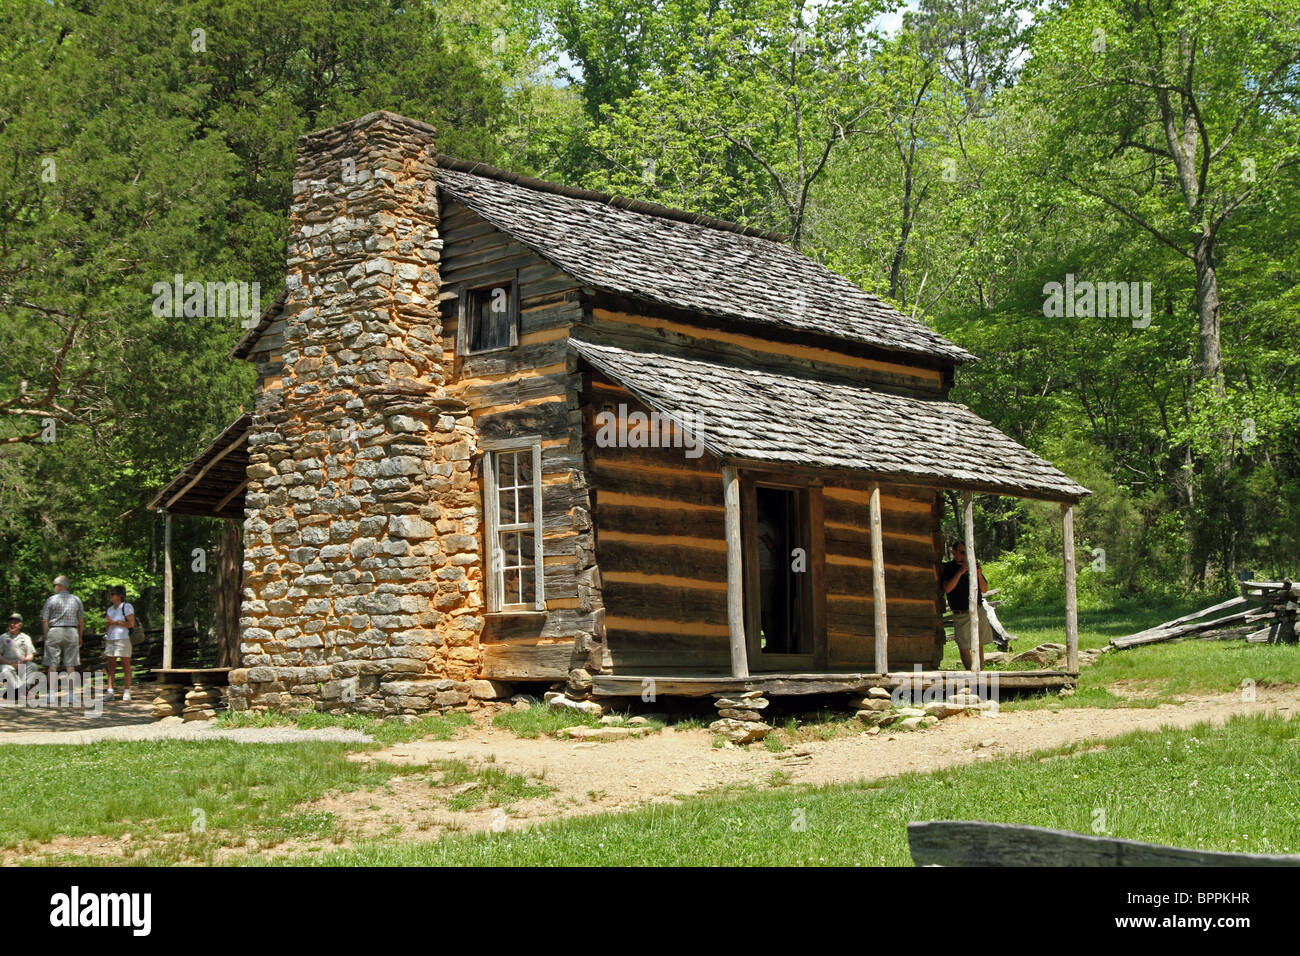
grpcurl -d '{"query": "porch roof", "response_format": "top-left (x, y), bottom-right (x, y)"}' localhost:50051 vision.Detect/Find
top-left (571, 338), bottom-right (1089, 502)
top-left (147, 413), bottom-right (252, 519)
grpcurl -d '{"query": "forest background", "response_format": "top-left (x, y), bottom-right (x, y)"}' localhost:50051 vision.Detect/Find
top-left (1, 0), bottom-right (1296, 639)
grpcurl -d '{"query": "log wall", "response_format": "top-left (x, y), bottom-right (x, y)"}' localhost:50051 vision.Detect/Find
top-left (821, 480), bottom-right (945, 669)
top-left (440, 200), bottom-right (602, 680)
top-left (584, 377), bottom-right (732, 673)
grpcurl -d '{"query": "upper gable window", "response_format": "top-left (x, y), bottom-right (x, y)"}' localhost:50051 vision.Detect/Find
top-left (457, 273), bottom-right (520, 355)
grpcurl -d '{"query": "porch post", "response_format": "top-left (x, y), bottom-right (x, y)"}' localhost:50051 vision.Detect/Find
top-left (722, 464), bottom-right (749, 678)
top-left (163, 510), bottom-right (174, 670)
top-left (869, 483), bottom-right (889, 674)
top-left (962, 491), bottom-right (980, 674)
top-left (1062, 502), bottom-right (1079, 673)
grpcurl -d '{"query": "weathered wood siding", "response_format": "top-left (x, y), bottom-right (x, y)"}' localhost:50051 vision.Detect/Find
top-left (249, 310), bottom-right (286, 398)
top-left (585, 376), bottom-right (733, 673)
top-left (587, 303), bottom-right (949, 398)
top-left (583, 301), bottom-right (947, 672)
top-left (439, 200), bottom-right (602, 680)
top-left (822, 481), bottom-right (945, 669)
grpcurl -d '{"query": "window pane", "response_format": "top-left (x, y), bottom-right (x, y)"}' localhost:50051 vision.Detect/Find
top-left (502, 569), bottom-right (523, 606)
top-left (518, 532), bottom-right (536, 605)
top-left (499, 485), bottom-right (518, 525)
top-left (515, 481), bottom-right (533, 524)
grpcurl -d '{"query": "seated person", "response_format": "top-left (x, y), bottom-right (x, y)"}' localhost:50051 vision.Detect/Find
top-left (1, 612), bottom-right (37, 691)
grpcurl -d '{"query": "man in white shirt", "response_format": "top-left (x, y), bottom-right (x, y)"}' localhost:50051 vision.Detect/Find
top-left (1, 612), bottom-right (37, 695)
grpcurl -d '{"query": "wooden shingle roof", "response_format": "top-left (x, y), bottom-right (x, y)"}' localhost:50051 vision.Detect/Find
top-left (571, 339), bottom-right (1088, 502)
top-left (435, 160), bottom-right (973, 365)
top-left (147, 413), bottom-right (252, 519)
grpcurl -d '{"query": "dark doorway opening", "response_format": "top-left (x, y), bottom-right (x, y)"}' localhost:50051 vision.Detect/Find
top-left (755, 485), bottom-right (812, 656)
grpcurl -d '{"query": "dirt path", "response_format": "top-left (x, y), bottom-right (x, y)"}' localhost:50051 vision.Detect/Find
top-left (9, 685), bottom-right (1295, 864)
top-left (304, 684), bottom-right (1299, 848)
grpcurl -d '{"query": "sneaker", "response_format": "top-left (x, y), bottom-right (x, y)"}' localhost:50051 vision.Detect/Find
top-left (106, 687), bottom-right (115, 699)
top-left (122, 689), bottom-right (132, 702)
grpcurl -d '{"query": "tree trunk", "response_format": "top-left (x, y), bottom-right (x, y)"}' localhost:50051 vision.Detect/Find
top-left (1192, 232), bottom-right (1224, 389)
top-left (214, 519), bottom-right (243, 668)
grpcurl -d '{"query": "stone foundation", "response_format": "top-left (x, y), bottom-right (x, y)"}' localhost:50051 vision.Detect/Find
top-left (232, 111), bottom-right (484, 716)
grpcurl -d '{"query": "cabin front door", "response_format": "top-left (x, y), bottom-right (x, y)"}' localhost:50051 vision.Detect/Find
top-left (742, 477), bottom-right (824, 671)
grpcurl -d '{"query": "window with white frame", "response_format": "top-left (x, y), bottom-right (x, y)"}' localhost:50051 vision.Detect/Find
top-left (484, 441), bottom-right (545, 611)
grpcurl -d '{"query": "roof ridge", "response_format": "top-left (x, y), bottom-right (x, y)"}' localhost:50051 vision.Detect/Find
top-left (436, 155), bottom-right (785, 243)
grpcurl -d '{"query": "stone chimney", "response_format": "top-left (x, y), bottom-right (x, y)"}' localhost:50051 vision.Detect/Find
top-left (231, 111), bottom-right (483, 715)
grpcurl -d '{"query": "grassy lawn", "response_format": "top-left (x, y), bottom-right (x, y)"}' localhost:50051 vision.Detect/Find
top-left (281, 713), bottom-right (1300, 866)
top-left (2, 595), bottom-right (1295, 866)
top-left (0, 739), bottom-right (427, 860)
top-left (939, 596), bottom-right (1300, 711)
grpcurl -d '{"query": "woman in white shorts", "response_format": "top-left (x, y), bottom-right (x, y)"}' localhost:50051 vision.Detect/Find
top-left (104, 586), bottom-right (135, 701)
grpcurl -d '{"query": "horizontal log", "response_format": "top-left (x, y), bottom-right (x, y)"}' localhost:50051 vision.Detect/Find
top-left (590, 307), bottom-right (944, 392)
top-left (481, 607), bottom-right (600, 642)
top-left (828, 600), bottom-right (941, 634)
top-left (457, 339), bottom-right (570, 379)
top-left (475, 399), bottom-right (573, 444)
top-left (824, 497), bottom-right (939, 536)
top-left (826, 563), bottom-right (941, 600)
top-left (825, 526), bottom-right (939, 566)
top-left (590, 460), bottom-right (722, 505)
top-left (462, 372), bottom-right (572, 409)
top-left (596, 540), bottom-right (727, 582)
top-left (596, 504), bottom-right (726, 540)
top-left (479, 640), bottom-right (578, 680)
top-left (602, 581), bottom-right (728, 624)
top-left (583, 436), bottom-right (718, 475)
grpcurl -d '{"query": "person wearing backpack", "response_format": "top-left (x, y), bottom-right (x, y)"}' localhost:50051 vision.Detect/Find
top-left (104, 585), bottom-right (136, 701)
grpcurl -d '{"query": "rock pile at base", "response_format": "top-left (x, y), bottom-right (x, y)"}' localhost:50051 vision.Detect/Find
top-left (182, 682), bottom-right (228, 721)
top-left (150, 684), bottom-right (187, 720)
top-left (151, 682), bottom-right (229, 721)
top-left (710, 691), bottom-right (771, 743)
top-left (855, 688), bottom-right (997, 732)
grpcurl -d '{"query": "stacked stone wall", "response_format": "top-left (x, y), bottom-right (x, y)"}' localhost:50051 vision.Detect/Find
top-left (230, 112), bottom-right (485, 715)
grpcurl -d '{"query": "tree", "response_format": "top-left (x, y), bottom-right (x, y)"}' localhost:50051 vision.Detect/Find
top-left (1025, 0), bottom-right (1300, 388)
top-left (574, 0), bottom-right (890, 247)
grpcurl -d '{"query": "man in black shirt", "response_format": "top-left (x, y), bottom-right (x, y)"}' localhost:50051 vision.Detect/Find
top-left (941, 541), bottom-right (991, 669)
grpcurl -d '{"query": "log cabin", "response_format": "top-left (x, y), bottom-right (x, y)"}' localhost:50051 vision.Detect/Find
top-left (149, 110), bottom-right (1088, 713)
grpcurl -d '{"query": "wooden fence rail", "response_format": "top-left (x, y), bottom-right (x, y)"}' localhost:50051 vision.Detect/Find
top-left (908, 821), bottom-right (1300, 867)
top-left (71, 626), bottom-right (214, 679)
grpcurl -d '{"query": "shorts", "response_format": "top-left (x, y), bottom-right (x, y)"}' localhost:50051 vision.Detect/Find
top-left (43, 626), bottom-right (81, 667)
top-left (105, 637), bottom-right (132, 658)
top-left (952, 607), bottom-right (993, 652)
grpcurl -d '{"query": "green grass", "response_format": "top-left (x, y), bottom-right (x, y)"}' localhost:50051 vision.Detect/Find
top-left (0, 739), bottom-right (428, 855)
top-left (216, 708), bottom-right (473, 744)
top-left (491, 702), bottom-right (604, 738)
top-left (939, 596), bottom-right (1300, 711)
top-left (284, 713), bottom-right (1300, 866)
top-left (431, 760), bottom-right (553, 810)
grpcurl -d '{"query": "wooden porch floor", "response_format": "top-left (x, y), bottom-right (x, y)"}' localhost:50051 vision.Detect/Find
top-left (591, 670), bottom-right (1077, 698)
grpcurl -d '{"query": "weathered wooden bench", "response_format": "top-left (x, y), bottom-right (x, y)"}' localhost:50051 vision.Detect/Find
top-left (908, 821), bottom-right (1300, 866)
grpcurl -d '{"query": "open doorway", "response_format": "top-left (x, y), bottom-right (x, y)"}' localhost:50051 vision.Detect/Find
top-left (754, 484), bottom-right (813, 657)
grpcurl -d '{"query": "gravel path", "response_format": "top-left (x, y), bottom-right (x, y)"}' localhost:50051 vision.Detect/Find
top-left (0, 705), bottom-right (373, 745)
top-left (0, 724), bottom-right (374, 745)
